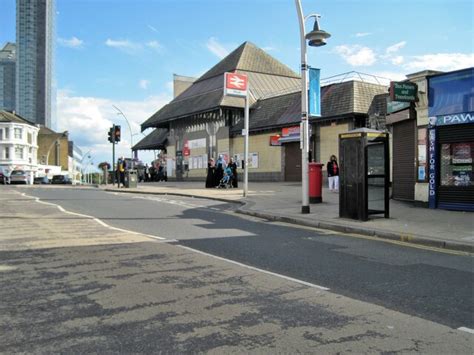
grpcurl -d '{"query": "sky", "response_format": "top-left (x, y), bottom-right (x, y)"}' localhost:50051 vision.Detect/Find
top-left (1, 0), bottom-right (473, 168)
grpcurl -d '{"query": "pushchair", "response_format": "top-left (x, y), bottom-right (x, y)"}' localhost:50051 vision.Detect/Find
top-left (217, 167), bottom-right (233, 189)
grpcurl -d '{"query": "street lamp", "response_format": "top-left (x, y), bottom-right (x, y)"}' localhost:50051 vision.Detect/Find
top-left (112, 105), bottom-right (134, 167)
top-left (295, 0), bottom-right (331, 214)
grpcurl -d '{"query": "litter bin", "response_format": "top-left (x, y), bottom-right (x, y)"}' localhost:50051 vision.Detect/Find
top-left (309, 163), bottom-right (323, 203)
top-left (125, 170), bottom-right (138, 188)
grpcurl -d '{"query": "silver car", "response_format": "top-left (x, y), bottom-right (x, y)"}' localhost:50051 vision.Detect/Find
top-left (9, 170), bottom-right (30, 184)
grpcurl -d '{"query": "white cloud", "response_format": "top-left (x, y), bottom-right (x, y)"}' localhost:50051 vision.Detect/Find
top-left (386, 41), bottom-right (406, 54)
top-left (139, 79), bottom-right (150, 89)
top-left (57, 90), bottom-right (171, 165)
top-left (354, 32), bottom-right (371, 38)
top-left (146, 40), bottom-right (163, 52)
top-left (334, 45), bottom-right (377, 66)
top-left (391, 55), bottom-right (404, 65)
top-left (105, 39), bottom-right (164, 55)
top-left (105, 38), bottom-right (141, 54)
top-left (206, 37), bottom-right (231, 59)
top-left (403, 53), bottom-right (474, 72)
top-left (58, 36), bottom-right (83, 48)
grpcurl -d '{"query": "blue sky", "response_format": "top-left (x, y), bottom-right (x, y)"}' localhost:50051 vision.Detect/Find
top-left (1, 0), bottom-right (473, 166)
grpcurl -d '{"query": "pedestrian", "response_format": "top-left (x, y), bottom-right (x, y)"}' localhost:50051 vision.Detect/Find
top-left (144, 164), bottom-right (150, 182)
top-left (326, 154), bottom-right (339, 192)
top-left (205, 158), bottom-right (216, 188)
top-left (116, 156), bottom-right (126, 188)
top-left (215, 155), bottom-right (226, 187)
top-left (229, 157), bottom-right (238, 188)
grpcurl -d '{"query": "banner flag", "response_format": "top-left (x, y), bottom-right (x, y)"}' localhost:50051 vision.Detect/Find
top-left (309, 68), bottom-right (321, 117)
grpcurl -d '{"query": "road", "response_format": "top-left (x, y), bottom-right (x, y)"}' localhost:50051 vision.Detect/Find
top-left (1, 186), bottom-right (473, 353)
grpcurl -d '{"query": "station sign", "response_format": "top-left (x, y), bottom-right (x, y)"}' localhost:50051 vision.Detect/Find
top-left (224, 72), bottom-right (248, 97)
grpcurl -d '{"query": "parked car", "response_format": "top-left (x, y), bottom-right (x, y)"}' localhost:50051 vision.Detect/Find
top-left (0, 170), bottom-right (9, 184)
top-left (51, 175), bottom-right (72, 184)
top-left (34, 176), bottom-right (50, 185)
top-left (9, 170), bottom-right (30, 184)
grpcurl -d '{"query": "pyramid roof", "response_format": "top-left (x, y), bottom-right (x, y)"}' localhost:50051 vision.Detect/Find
top-left (142, 42), bottom-right (300, 130)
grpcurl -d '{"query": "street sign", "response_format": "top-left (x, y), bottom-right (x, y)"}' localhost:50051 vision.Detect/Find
top-left (390, 81), bottom-right (418, 102)
top-left (224, 72), bottom-right (248, 97)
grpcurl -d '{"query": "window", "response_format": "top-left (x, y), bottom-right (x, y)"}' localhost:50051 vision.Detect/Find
top-left (440, 142), bottom-right (473, 187)
top-left (15, 146), bottom-right (24, 159)
top-left (14, 128), bottom-right (22, 139)
top-left (0, 129), bottom-right (2, 141)
top-left (5, 127), bottom-right (9, 139)
top-left (5, 147), bottom-right (9, 159)
top-left (27, 132), bottom-right (32, 144)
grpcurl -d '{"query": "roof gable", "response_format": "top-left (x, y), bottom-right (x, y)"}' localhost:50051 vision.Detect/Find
top-left (197, 41), bottom-right (299, 82)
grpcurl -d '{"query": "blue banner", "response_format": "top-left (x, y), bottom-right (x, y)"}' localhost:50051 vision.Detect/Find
top-left (309, 68), bottom-right (321, 117)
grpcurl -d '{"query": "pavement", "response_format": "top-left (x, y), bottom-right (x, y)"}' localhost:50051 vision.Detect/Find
top-left (104, 181), bottom-right (474, 253)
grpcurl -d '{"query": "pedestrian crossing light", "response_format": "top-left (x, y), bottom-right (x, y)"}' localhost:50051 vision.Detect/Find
top-left (114, 125), bottom-right (121, 142)
top-left (108, 127), bottom-right (114, 143)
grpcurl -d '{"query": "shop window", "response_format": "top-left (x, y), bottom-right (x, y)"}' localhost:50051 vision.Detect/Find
top-left (417, 127), bottom-right (428, 181)
top-left (440, 142), bottom-right (473, 187)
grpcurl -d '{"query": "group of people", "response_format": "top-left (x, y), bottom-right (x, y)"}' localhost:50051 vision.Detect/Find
top-left (206, 155), bottom-right (238, 188)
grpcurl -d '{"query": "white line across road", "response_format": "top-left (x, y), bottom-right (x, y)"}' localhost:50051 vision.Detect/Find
top-left (178, 245), bottom-right (330, 291)
top-left (457, 327), bottom-right (474, 334)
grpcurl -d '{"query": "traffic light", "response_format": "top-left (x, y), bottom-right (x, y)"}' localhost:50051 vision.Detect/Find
top-left (108, 127), bottom-right (114, 143)
top-left (114, 125), bottom-right (121, 142)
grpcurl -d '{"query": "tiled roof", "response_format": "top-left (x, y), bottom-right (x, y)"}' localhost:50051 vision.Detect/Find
top-left (132, 129), bottom-right (168, 151)
top-left (0, 110), bottom-right (36, 126)
top-left (231, 80), bottom-right (387, 133)
top-left (197, 41), bottom-right (299, 82)
top-left (141, 42), bottom-right (300, 130)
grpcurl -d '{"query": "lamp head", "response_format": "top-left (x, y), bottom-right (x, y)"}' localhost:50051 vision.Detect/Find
top-left (306, 16), bottom-right (331, 47)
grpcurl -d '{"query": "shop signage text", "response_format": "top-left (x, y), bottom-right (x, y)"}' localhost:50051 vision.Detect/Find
top-left (428, 129), bottom-right (437, 208)
top-left (430, 112), bottom-right (474, 126)
top-left (224, 72), bottom-right (248, 97)
top-left (390, 81), bottom-right (417, 102)
top-left (282, 126), bottom-right (300, 137)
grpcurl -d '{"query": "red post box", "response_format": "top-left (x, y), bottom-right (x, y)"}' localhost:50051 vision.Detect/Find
top-left (309, 162), bottom-right (323, 203)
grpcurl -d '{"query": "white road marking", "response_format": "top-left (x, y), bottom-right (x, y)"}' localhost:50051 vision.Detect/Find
top-left (19, 191), bottom-right (166, 241)
top-left (178, 245), bottom-right (330, 291)
top-left (458, 327), bottom-right (474, 334)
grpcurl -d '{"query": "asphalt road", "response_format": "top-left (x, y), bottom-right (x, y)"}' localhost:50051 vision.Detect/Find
top-left (22, 187), bottom-right (474, 330)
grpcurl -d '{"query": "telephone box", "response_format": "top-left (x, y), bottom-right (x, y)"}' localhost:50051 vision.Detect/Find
top-left (339, 128), bottom-right (390, 221)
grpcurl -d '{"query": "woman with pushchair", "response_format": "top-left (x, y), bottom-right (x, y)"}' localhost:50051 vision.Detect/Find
top-left (217, 165), bottom-right (233, 189)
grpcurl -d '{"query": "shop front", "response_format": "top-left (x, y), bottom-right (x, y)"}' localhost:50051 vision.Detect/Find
top-left (427, 68), bottom-right (474, 211)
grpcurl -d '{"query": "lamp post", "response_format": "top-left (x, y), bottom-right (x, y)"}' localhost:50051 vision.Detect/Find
top-left (112, 105), bottom-right (134, 167)
top-left (295, 0), bottom-right (330, 214)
